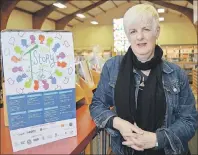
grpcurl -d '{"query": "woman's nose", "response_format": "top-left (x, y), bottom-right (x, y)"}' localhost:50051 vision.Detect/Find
top-left (136, 32), bottom-right (144, 40)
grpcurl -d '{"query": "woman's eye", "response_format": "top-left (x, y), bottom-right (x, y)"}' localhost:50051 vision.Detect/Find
top-left (130, 31), bottom-right (136, 34)
top-left (144, 28), bottom-right (150, 31)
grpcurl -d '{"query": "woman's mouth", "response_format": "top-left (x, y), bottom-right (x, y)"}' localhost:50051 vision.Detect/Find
top-left (137, 43), bottom-right (147, 47)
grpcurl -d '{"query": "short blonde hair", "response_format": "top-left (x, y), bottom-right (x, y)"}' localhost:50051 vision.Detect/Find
top-left (123, 4), bottom-right (160, 40)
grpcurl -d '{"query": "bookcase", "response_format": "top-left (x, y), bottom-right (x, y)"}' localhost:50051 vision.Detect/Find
top-left (192, 69), bottom-right (198, 91)
top-left (192, 69), bottom-right (198, 109)
top-left (161, 44), bottom-right (198, 84)
top-left (161, 44), bottom-right (197, 62)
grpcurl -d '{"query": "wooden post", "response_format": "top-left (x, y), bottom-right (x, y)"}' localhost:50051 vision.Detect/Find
top-left (1, 0), bottom-right (20, 30)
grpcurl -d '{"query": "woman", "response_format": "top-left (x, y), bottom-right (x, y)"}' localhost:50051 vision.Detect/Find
top-left (89, 3), bottom-right (197, 155)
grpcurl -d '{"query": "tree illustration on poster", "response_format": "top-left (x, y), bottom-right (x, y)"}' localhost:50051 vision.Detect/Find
top-left (3, 31), bottom-right (75, 93)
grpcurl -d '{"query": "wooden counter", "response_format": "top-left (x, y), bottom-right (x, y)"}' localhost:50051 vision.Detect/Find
top-left (0, 104), bottom-right (97, 154)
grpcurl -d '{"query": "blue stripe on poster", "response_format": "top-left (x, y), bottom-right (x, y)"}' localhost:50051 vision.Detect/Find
top-left (10, 111), bottom-right (27, 115)
top-left (27, 94), bottom-right (42, 97)
top-left (44, 106), bottom-right (58, 110)
top-left (9, 95), bottom-right (25, 99)
top-left (28, 109), bottom-right (43, 113)
top-left (6, 88), bottom-right (76, 130)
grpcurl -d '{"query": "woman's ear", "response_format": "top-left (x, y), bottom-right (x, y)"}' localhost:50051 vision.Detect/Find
top-left (156, 26), bottom-right (160, 39)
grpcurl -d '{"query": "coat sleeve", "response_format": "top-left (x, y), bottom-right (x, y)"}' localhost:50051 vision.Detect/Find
top-left (156, 68), bottom-right (198, 154)
top-left (89, 60), bottom-right (120, 137)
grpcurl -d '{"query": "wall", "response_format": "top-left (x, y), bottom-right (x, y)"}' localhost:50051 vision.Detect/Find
top-left (6, 9), bottom-right (73, 33)
top-left (72, 25), bottom-right (113, 49)
top-left (158, 13), bottom-right (197, 45)
top-left (193, 0), bottom-right (198, 25)
top-left (72, 17), bottom-right (197, 49)
top-left (6, 10), bottom-right (32, 29)
top-left (64, 26), bottom-right (72, 32)
top-left (71, 1), bottom-right (131, 49)
top-left (7, 10), bottom-right (56, 30)
top-left (41, 19), bottom-right (55, 30)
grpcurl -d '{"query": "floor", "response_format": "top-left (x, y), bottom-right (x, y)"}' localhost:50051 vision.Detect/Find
top-left (189, 130), bottom-right (198, 155)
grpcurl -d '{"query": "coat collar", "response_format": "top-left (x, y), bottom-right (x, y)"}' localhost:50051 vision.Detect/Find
top-left (162, 60), bottom-right (174, 74)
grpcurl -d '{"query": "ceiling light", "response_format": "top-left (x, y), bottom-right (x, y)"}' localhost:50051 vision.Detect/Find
top-left (158, 8), bottom-right (165, 13)
top-left (91, 21), bottom-right (98, 25)
top-left (53, 2), bottom-right (67, 8)
top-left (76, 14), bottom-right (86, 19)
top-left (159, 17), bottom-right (164, 21)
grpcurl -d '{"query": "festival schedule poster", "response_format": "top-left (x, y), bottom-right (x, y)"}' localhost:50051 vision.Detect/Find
top-left (1, 30), bottom-right (76, 152)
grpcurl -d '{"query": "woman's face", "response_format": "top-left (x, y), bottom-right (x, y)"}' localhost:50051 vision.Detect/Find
top-left (128, 17), bottom-right (160, 61)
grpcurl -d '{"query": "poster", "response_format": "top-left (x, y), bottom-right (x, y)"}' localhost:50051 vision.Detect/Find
top-left (1, 30), bottom-right (76, 152)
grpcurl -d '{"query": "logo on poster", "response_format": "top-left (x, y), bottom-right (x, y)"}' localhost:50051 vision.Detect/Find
top-left (33, 138), bottom-right (39, 142)
top-left (21, 141), bottom-right (25, 145)
top-left (27, 129), bottom-right (36, 134)
top-left (17, 132), bottom-right (25, 136)
top-left (70, 130), bottom-right (74, 134)
top-left (27, 139), bottom-right (32, 145)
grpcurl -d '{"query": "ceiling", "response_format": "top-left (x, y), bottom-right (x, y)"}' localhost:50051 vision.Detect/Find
top-left (14, 0), bottom-right (194, 27)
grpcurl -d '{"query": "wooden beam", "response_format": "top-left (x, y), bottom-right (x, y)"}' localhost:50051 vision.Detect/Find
top-left (46, 18), bottom-right (72, 27)
top-left (68, 2), bottom-right (95, 18)
top-left (151, 1), bottom-right (193, 23)
top-left (98, 6), bottom-right (106, 13)
top-left (111, 0), bottom-right (118, 8)
top-left (33, 5), bottom-right (56, 29)
top-left (56, 0), bottom-right (108, 30)
top-left (90, 0), bottom-right (106, 13)
top-left (15, 7), bottom-right (51, 21)
top-left (153, 4), bottom-right (157, 9)
top-left (65, 24), bottom-right (73, 28)
top-left (73, 18), bottom-right (83, 23)
top-left (180, 1), bottom-right (189, 17)
top-left (15, 7), bottom-right (33, 15)
top-left (31, 0), bottom-right (46, 7)
top-left (185, 1), bottom-right (189, 7)
top-left (32, 0), bottom-right (84, 24)
top-left (32, 0), bottom-right (71, 29)
top-left (31, 0), bottom-right (82, 29)
top-left (14, 7), bottom-right (73, 28)
top-left (165, 8), bottom-right (169, 14)
top-left (186, 0), bottom-right (193, 4)
top-left (1, 0), bottom-right (20, 30)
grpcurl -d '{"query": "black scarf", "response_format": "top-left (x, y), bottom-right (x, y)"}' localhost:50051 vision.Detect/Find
top-left (115, 45), bottom-right (166, 155)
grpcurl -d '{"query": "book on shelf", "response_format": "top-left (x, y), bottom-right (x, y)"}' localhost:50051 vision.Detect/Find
top-left (87, 54), bottom-right (105, 72)
top-left (75, 60), bottom-right (94, 87)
